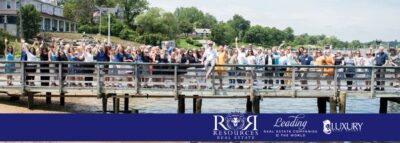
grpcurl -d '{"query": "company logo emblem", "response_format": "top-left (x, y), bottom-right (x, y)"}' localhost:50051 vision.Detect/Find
top-left (214, 112), bottom-right (257, 131)
top-left (323, 120), bottom-right (332, 135)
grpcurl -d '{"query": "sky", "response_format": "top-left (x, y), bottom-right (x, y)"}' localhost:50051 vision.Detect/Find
top-left (147, 0), bottom-right (400, 42)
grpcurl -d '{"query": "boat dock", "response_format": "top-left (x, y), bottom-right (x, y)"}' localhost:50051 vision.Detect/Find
top-left (0, 61), bottom-right (399, 114)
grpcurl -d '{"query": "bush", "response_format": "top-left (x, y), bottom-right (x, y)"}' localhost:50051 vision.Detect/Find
top-left (78, 25), bottom-right (93, 34)
top-left (135, 33), bottom-right (166, 46)
top-left (119, 28), bottom-right (138, 40)
top-left (0, 29), bottom-right (12, 55)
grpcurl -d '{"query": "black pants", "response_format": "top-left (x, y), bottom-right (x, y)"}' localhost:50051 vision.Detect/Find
top-left (84, 64), bottom-right (94, 85)
top-left (346, 73), bottom-right (354, 88)
top-left (264, 68), bottom-right (274, 86)
top-left (236, 67), bottom-right (245, 84)
top-left (279, 68), bottom-right (286, 89)
top-left (376, 68), bottom-right (385, 89)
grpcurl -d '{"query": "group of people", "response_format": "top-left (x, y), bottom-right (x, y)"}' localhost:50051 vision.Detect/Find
top-left (3, 38), bottom-right (400, 91)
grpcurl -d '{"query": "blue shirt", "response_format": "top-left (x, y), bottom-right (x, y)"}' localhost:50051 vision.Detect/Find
top-left (96, 51), bottom-right (107, 62)
top-left (375, 52), bottom-right (388, 66)
top-left (298, 55), bottom-right (313, 65)
top-left (20, 51), bottom-right (27, 61)
top-left (116, 53), bottom-right (124, 62)
top-left (167, 46), bottom-right (174, 54)
top-left (272, 52), bottom-right (280, 65)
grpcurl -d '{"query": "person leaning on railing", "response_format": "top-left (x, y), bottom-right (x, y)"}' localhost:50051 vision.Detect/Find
top-left (278, 49), bottom-right (287, 90)
top-left (39, 40), bottom-right (50, 87)
top-left (334, 50), bottom-right (345, 90)
top-left (4, 38), bottom-right (15, 86)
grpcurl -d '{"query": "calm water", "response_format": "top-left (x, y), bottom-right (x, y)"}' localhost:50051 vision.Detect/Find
top-left (4, 95), bottom-right (399, 114)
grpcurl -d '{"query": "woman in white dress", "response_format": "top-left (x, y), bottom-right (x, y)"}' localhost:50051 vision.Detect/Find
top-left (362, 51), bottom-right (374, 91)
top-left (353, 50), bottom-right (363, 91)
top-left (246, 49), bottom-right (256, 88)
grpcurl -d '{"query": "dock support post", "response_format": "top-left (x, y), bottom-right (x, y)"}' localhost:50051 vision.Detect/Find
top-left (317, 97), bottom-right (327, 114)
top-left (45, 92), bottom-right (51, 104)
top-left (124, 94), bottom-right (129, 113)
top-left (177, 95), bottom-right (185, 114)
top-left (339, 92), bottom-right (347, 114)
top-left (27, 93), bottom-right (34, 109)
top-left (60, 93), bottom-right (65, 106)
top-left (102, 93), bottom-right (107, 113)
top-left (113, 95), bottom-right (119, 113)
top-left (193, 95), bottom-right (202, 114)
top-left (246, 96), bottom-right (252, 113)
top-left (252, 96), bottom-right (260, 114)
top-left (329, 96), bottom-right (337, 114)
top-left (379, 98), bottom-right (388, 114)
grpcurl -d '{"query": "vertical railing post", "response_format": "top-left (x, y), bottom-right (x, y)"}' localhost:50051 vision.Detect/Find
top-left (134, 63), bottom-right (139, 95)
top-left (96, 63), bottom-right (101, 97)
top-left (333, 66), bottom-right (338, 92)
top-left (174, 65), bottom-right (179, 99)
top-left (211, 67), bottom-right (216, 95)
top-left (291, 66), bottom-right (296, 97)
top-left (20, 61), bottom-right (26, 95)
top-left (58, 62), bottom-right (64, 106)
top-left (371, 67), bottom-right (375, 98)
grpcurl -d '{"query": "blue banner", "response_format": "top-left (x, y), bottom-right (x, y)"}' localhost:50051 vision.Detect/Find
top-left (0, 113), bottom-right (397, 141)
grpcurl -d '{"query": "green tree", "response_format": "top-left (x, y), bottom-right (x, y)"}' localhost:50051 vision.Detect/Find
top-left (174, 7), bottom-right (204, 24)
top-left (179, 20), bottom-right (194, 37)
top-left (119, 0), bottom-right (149, 27)
top-left (63, 0), bottom-right (97, 24)
top-left (349, 40), bottom-right (363, 49)
top-left (17, 4), bottom-right (41, 39)
top-left (135, 8), bottom-right (179, 39)
top-left (227, 14), bottom-right (250, 40)
top-left (196, 13), bottom-right (217, 28)
top-left (243, 25), bottom-right (267, 45)
top-left (211, 22), bottom-right (236, 46)
top-left (96, 0), bottom-right (117, 7)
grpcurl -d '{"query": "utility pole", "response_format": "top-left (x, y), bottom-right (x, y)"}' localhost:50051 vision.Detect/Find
top-left (99, 9), bottom-right (102, 35)
top-left (108, 13), bottom-right (111, 44)
top-left (18, 0), bottom-right (23, 39)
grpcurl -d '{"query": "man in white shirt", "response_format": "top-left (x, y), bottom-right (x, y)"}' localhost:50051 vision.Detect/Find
top-left (235, 38), bottom-right (247, 89)
top-left (201, 42), bottom-right (217, 79)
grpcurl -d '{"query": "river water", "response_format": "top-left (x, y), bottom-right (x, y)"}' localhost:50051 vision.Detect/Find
top-left (2, 95), bottom-right (399, 114)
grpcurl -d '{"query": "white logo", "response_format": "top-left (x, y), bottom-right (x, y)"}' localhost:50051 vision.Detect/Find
top-left (323, 120), bottom-right (332, 135)
top-left (322, 119), bottom-right (363, 135)
top-left (214, 112), bottom-right (257, 131)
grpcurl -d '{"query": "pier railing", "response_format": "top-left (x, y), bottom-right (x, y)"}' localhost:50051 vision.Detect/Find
top-left (0, 61), bottom-right (399, 99)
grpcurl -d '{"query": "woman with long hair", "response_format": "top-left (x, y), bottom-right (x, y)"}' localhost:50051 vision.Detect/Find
top-left (324, 50), bottom-right (335, 90)
top-left (314, 50), bottom-right (326, 90)
top-left (4, 38), bottom-right (15, 86)
top-left (246, 48), bottom-right (256, 88)
top-left (48, 39), bottom-right (59, 86)
top-left (344, 51), bottom-right (356, 91)
top-left (215, 46), bottom-right (227, 89)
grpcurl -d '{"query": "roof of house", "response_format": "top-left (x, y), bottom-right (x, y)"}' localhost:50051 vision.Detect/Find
top-left (194, 28), bottom-right (211, 34)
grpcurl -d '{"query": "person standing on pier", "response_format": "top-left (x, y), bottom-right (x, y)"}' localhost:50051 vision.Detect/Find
top-left (388, 48), bottom-right (400, 88)
top-left (278, 49), bottom-right (287, 90)
top-left (324, 50), bottom-right (335, 90)
top-left (363, 51), bottom-right (375, 91)
top-left (39, 41), bottom-right (50, 87)
top-left (375, 46), bottom-right (389, 91)
top-left (22, 40), bottom-right (39, 86)
top-left (344, 51), bottom-right (356, 91)
top-left (314, 50), bottom-right (326, 90)
top-left (353, 50), bottom-right (364, 91)
top-left (48, 39), bottom-right (59, 86)
top-left (255, 47), bottom-right (265, 89)
top-left (264, 49), bottom-right (274, 90)
top-left (215, 46), bottom-right (227, 89)
top-left (228, 48), bottom-right (238, 88)
top-left (334, 50), bottom-right (345, 90)
top-left (298, 49), bottom-right (313, 90)
top-left (4, 38), bottom-right (15, 86)
top-left (83, 45), bottom-right (95, 87)
top-left (235, 38), bottom-right (247, 89)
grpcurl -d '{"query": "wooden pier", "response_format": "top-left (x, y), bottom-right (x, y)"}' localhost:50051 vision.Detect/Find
top-left (0, 61), bottom-right (399, 113)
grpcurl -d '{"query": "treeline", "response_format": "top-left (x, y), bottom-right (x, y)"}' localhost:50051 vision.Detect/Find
top-left (63, 0), bottom-right (377, 48)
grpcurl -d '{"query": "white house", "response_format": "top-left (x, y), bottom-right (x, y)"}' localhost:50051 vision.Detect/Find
top-left (193, 28), bottom-right (211, 37)
top-left (0, 0), bottom-right (76, 36)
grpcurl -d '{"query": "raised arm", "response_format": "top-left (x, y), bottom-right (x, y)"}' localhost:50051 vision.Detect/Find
top-left (4, 38), bottom-right (7, 56)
